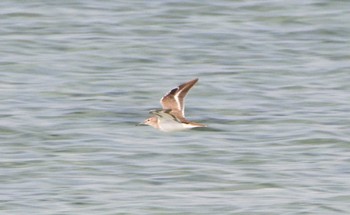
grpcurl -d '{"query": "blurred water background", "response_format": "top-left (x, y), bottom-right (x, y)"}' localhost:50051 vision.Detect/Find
top-left (1, 0), bottom-right (350, 214)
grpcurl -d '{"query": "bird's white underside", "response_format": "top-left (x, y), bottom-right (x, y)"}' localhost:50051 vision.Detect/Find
top-left (153, 110), bottom-right (195, 132)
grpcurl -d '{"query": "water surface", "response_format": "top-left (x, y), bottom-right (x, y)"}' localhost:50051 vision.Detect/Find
top-left (1, 0), bottom-right (350, 214)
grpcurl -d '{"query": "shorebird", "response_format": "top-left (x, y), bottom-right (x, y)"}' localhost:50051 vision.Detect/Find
top-left (140, 78), bottom-right (206, 132)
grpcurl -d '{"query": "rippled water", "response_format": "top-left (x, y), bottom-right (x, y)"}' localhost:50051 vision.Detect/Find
top-left (1, 0), bottom-right (350, 214)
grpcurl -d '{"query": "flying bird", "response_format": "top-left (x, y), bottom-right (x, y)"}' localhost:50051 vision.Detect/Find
top-left (140, 78), bottom-right (206, 132)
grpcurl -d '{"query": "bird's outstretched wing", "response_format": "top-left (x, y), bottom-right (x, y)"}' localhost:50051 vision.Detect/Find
top-left (160, 78), bottom-right (198, 121)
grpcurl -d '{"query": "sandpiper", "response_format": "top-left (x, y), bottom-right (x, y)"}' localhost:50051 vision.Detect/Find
top-left (140, 78), bottom-right (206, 132)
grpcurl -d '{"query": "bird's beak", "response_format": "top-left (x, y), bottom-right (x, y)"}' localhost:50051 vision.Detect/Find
top-left (136, 121), bottom-right (146, 126)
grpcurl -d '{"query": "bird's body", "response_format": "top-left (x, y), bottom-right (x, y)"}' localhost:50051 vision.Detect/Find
top-left (141, 78), bottom-right (206, 132)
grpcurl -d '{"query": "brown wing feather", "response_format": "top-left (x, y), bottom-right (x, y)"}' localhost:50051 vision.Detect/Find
top-left (160, 78), bottom-right (198, 121)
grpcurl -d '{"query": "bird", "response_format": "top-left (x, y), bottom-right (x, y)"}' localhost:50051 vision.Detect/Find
top-left (140, 78), bottom-right (206, 132)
